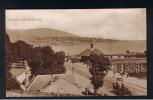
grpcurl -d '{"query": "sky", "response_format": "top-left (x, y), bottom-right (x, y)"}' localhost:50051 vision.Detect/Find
top-left (6, 9), bottom-right (146, 40)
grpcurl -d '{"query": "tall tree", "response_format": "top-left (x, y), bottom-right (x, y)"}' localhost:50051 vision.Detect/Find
top-left (88, 54), bottom-right (111, 95)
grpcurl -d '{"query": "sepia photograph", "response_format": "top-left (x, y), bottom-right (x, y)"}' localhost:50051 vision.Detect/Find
top-left (5, 9), bottom-right (147, 97)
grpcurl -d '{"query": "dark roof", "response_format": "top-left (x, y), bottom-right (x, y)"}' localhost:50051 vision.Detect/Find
top-left (77, 48), bottom-right (103, 57)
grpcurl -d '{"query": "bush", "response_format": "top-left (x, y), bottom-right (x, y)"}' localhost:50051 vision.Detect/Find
top-left (5, 34), bottom-right (21, 90)
top-left (6, 71), bottom-right (20, 90)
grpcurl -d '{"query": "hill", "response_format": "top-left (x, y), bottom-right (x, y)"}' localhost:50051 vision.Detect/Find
top-left (6, 28), bottom-right (119, 46)
top-left (6, 28), bottom-right (79, 42)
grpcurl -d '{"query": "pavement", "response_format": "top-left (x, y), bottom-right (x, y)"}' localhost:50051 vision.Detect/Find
top-left (64, 62), bottom-right (147, 96)
top-left (107, 71), bottom-right (147, 89)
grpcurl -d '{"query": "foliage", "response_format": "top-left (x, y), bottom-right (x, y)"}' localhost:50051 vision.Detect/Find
top-left (112, 82), bottom-right (132, 96)
top-left (88, 54), bottom-right (111, 95)
top-left (51, 51), bottom-right (66, 74)
top-left (127, 72), bottom-right (147, 79)
top-left (11, 40), bottom-right (33, 61)
top-left (6, 71), bottom-right (20, 90)
top-left (28, 47), bottom-right (43, 75)
top-left (28, 46), bottom-right (66, 76)
top-left (5, 34), bottom-right (20, 90)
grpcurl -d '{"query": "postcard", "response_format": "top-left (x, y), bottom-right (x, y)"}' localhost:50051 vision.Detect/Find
top-left (5, 9), bottom-right (147, 97)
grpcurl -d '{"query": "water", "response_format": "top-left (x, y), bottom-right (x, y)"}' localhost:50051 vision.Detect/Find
top-left (50, 41), bottom-right (146, 55)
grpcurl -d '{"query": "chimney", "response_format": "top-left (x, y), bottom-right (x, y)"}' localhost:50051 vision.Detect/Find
top-left (90, 39), bottom-right (93, 49)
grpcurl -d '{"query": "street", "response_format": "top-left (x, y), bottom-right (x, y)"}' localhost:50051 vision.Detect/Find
top-left (64, 62), bottom-right (147, 96)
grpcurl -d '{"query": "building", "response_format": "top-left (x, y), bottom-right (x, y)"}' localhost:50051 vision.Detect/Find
top-left (41, 74), bottom-right (82, 95)
top-left (77, 40), bottom-right (104, 62)
top-left (16, 61), bottom-right (93, 95)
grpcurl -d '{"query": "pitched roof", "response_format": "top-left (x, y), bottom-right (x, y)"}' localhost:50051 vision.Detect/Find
top-left (61, 74), bottom-right (81, 88)
top-left (27, 74), bottom-right (61, 92)
top-left (27, 69), bottom-right (93, 95)
top-left (77, 48), bottom-right (103, 57)
top-left (41, 69), bottom-right (93, 95)
top-left (41, 74), bottom-right (82, 95)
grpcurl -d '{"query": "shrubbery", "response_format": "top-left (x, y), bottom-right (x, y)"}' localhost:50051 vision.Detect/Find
top-left (5, 34), bottom-right (21, 90)
top-left (6, 71), bottom-right (20, 90)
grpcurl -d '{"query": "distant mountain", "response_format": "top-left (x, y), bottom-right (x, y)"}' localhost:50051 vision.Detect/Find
top-left (6, 28), bottom-right (79, 42)
top-left (6, 28), bottom-right (120, 46)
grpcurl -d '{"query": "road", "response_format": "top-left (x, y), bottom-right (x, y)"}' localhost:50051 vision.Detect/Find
top-left (64, 62), bottom-right (147, 96)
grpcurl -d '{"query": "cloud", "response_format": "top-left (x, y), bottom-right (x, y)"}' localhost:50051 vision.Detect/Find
top-left (6, 9), bottom-right (146, 40)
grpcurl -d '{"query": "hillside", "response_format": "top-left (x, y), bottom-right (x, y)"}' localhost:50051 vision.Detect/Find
top-left (6, 28), bottom-right (119, 46)
top-left (6, 28), bottom-right (79, 42)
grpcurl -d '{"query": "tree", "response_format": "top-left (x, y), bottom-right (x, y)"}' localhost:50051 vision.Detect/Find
top-left (42, 46), bottom-right (54, 74)
top-left (28, 46), bottom-right (43, 76)
top-left (6, 71), bottom-right (20, 90)
top-left (28, 46), bottom-right (66, 76)
top-left (88, 54), bottom-right (111, 95)
top-left (51, 51), bottom-right (66, 74)
top-left (5, 34), bottom-right (20, 90)
top-left (12, 40), bottom-right (33, 61)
